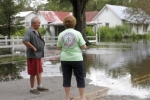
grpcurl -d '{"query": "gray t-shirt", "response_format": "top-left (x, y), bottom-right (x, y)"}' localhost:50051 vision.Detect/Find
top-left (22, 27), bottom-right (45, 58)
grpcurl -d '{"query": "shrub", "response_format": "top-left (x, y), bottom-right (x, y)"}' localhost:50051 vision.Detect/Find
top-left (99, 26), bottom-right (110, 39)
top-left (113, 31), bottom-right (122, 39)
top-left (38, 28), bottom-right (47, 36)
top-left (13, 28), bottom-right (27, 36)
top-left (86, 26), bottom-right (95, 36)
top-left (105, 32), bottom-right (112, 39)
top-left (131, 32), bottom-right (137, 40)
top-left (145, 32), bottom-right (150, 39)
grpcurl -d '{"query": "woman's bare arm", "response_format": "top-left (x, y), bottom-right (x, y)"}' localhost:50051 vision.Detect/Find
top-left (57, 46), bottom-right (62, 50)
top-left (81, 44), bottom-right (87, 50)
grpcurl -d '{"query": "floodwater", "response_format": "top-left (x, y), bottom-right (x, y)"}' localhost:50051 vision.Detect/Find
top-left (1, 40), bottom-right (150, 99)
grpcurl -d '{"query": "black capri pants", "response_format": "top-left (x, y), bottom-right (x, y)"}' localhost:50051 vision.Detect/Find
top-left (61, 61), bottom-right (85, 88)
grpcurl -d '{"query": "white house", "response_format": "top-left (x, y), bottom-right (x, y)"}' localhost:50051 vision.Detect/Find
top-left (14, 11), bottom-right (36, 28)
top-left (93, 4), bottom-right (150, 34)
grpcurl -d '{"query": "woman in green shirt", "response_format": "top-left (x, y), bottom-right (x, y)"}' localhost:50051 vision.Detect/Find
top-left (57, 15), bottom-right (88, 100)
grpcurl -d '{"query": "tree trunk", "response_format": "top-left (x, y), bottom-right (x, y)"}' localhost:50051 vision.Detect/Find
top-left (70, 0), bottom-right (91, 46)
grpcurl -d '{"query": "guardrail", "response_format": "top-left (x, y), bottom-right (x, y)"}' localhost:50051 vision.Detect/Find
top-left (0, 35), bottom-right (97, 53)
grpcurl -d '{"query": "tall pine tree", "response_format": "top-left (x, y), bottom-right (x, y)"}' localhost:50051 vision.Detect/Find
top-left (0, 0), bottom-right (24, 38)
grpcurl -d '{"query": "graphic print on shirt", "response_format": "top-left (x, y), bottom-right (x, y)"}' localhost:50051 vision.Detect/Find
top-left (62, 32), bottom-right (76, 48)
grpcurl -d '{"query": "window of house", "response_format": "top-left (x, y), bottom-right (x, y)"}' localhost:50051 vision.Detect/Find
top-left (143, 24), bottom-right (148, 32)
top-left (105, 23), bottom-right (109, 27)
top-left (26, 22), bottom-right (29, 26)
top-left (42, 25), bottom-right (44, 28)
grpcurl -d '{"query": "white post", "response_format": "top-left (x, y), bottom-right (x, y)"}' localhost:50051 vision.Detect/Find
top-left (12, 37), bottom-right (14, 54)
top-left (98, 24), bottom-right (100, 44)
top-left (5, 36), bottom-right (7, 45)
top-left (17, 36), bottom-right (19, 44)
top-left (44, 36), bottom-right (46, 41)
top-left (97, 22), bottom-right (101, 45)
top-left (96, 33), bottom-right (98, 45)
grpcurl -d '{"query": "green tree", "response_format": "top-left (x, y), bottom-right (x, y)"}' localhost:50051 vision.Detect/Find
top-left (45, 0), bottom-right (72, 11)
top-left (86, 0), bottom-right (130, 11)
top-left (45, 0), bottom-right (130, 11)
top-left (124, 0), bottom-right (150, 24)
top-left (126, 0), bottom-right (150, 15)
top-left (0, 0), bottom-right (24, 38)
top-left (70, 0), bottom-right (91, 45)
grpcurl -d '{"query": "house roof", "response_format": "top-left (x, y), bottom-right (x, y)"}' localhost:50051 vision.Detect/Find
top-left (86, 11), bottom-right (99, 22)
top-left (94, 4), bottom-right (150, 24)
top-left (54, 11), bottom-right (71, 21)
top-left (39, 11), bottom-right (98, 24)
top-left (106, 4), bottom-right (127, 19)
top-left (15, 11), bottom-right (34, 17)
top-left (39, 11), bottom-right (60, 22)
top-left (93, 4), bottom-right (127, 20)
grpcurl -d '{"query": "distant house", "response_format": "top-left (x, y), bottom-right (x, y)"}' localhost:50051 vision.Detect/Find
top-left (93, 4), bottom-right (150, 34)
top-left (37, 11), bottom-right (99, 36)
top-left (14, 11), bottom-right (36, 28)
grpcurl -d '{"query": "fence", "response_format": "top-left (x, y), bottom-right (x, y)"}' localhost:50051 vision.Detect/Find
top-left (0, 35), bottom-right (97, 54)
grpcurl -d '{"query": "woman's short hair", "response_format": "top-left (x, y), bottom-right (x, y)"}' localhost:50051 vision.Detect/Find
top-left (63, 15), bottom-right (76, 28)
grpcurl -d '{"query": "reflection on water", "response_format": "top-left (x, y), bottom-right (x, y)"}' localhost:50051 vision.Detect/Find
top-left (1, 40), bottom-right (150, 98)
top-left (0, 61), bottom-right (26, 81)
top-left (20, 60), bottom-right (62, 78)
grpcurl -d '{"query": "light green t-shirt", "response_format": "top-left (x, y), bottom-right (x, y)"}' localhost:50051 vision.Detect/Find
top-left (57, 28), bottom-right (86, 61)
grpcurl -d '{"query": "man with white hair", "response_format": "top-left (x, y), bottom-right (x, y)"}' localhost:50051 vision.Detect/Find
top-left (22, 17), bottom-right (49, 94)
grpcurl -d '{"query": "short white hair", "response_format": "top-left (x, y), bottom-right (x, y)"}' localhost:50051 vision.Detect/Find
top-left (31, 17), bottom-right (39, 23)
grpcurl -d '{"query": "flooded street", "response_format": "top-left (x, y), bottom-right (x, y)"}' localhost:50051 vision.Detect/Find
top-left (1, 40), bottom-right (150, 99)
top-left (84, 41), bottom-right (150, 99)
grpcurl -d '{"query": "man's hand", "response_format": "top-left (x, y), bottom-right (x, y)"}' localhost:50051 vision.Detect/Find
top-left (23, 41), bottom-right (37, 52)
top-left (33, 47), bottom-right (37, 52)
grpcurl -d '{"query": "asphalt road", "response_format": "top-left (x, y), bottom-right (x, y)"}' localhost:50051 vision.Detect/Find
top-left (0, 76), bottom-right (150, 100)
